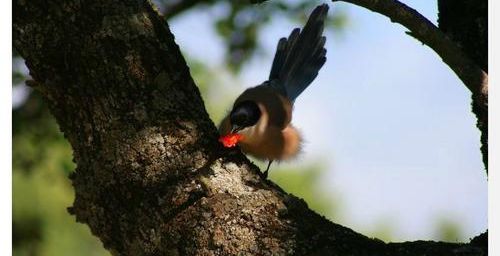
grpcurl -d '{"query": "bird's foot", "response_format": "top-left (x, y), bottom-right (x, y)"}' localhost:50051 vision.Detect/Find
top-left (261, 160), bottom-right (273, 179)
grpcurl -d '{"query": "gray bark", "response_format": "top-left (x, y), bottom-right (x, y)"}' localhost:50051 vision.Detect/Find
top-left (13, 0), bottom-right (487, 255)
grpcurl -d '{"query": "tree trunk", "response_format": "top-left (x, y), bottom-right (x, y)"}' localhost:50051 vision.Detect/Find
top-left (13, 0), bottom-right (487, 255)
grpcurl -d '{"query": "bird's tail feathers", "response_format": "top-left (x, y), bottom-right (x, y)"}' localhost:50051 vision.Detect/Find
top-left (268, 4), bottom-right (328, 102)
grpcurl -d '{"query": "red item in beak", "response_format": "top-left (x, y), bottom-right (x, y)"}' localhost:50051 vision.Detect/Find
top-left (219, 133), bottom-right (243, 148)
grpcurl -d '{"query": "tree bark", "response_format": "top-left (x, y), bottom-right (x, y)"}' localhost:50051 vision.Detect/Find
top-left (13, 0), bottom-right (487, 255)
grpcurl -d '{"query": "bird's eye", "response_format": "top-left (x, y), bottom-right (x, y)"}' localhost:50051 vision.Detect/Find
top-left (231, 112), bottom-right (247, 126)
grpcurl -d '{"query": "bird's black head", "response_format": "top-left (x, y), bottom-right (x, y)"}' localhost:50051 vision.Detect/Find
top-left (230, 101), bottom-right (261, 132)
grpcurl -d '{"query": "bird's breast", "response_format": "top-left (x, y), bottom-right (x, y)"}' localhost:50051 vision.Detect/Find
top-left (239, 123), bottom-right (301, 161)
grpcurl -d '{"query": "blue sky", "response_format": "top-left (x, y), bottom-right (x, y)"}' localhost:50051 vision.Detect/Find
top-left (168, 0), bottom-right (487, 241)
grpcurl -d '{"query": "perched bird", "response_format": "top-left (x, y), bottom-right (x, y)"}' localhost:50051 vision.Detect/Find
top-left (219, 4), bottom-right (328, 177)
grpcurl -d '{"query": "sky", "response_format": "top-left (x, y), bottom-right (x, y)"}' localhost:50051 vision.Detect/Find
top-left (168, 0), bottom-right (487, 242)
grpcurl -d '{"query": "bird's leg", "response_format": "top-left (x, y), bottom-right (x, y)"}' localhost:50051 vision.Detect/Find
top-left (263, 160), bottom-right (274, 178)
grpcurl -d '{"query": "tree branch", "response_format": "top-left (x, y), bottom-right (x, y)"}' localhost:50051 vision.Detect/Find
top-left (332, 0), bottom-right (487, 95)
top-left (162, 0), bottom-right (215, 19)
top-left (13, 0), bottom-right (486, 254)
top-left (332, 0), bottom-right (488, 171)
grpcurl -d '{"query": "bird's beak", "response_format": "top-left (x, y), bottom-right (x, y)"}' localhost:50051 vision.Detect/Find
top-left (231, 125), bottom-right (242, 134)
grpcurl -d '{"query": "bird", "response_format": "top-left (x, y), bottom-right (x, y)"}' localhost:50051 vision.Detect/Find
top-left (218, 4), bottom-right (328, 178)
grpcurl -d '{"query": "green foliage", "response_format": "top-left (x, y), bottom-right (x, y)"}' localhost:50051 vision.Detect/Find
top-left (365, 218), bottom-right (395, 242)
top-left (213, 0), bottom-right (347, 72)
top-left (434, 217), bottom-right (465, 242)
top-left (13, 167), bottom-right (108, 256)
top-left (186, 56), bottom-right (240, 122)
top-left (159, 0), bottom-right (348, 72)
top-left (13, 94), bottom-right (109, 256)
top-left (269, 163), bottom-right (340, 219)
